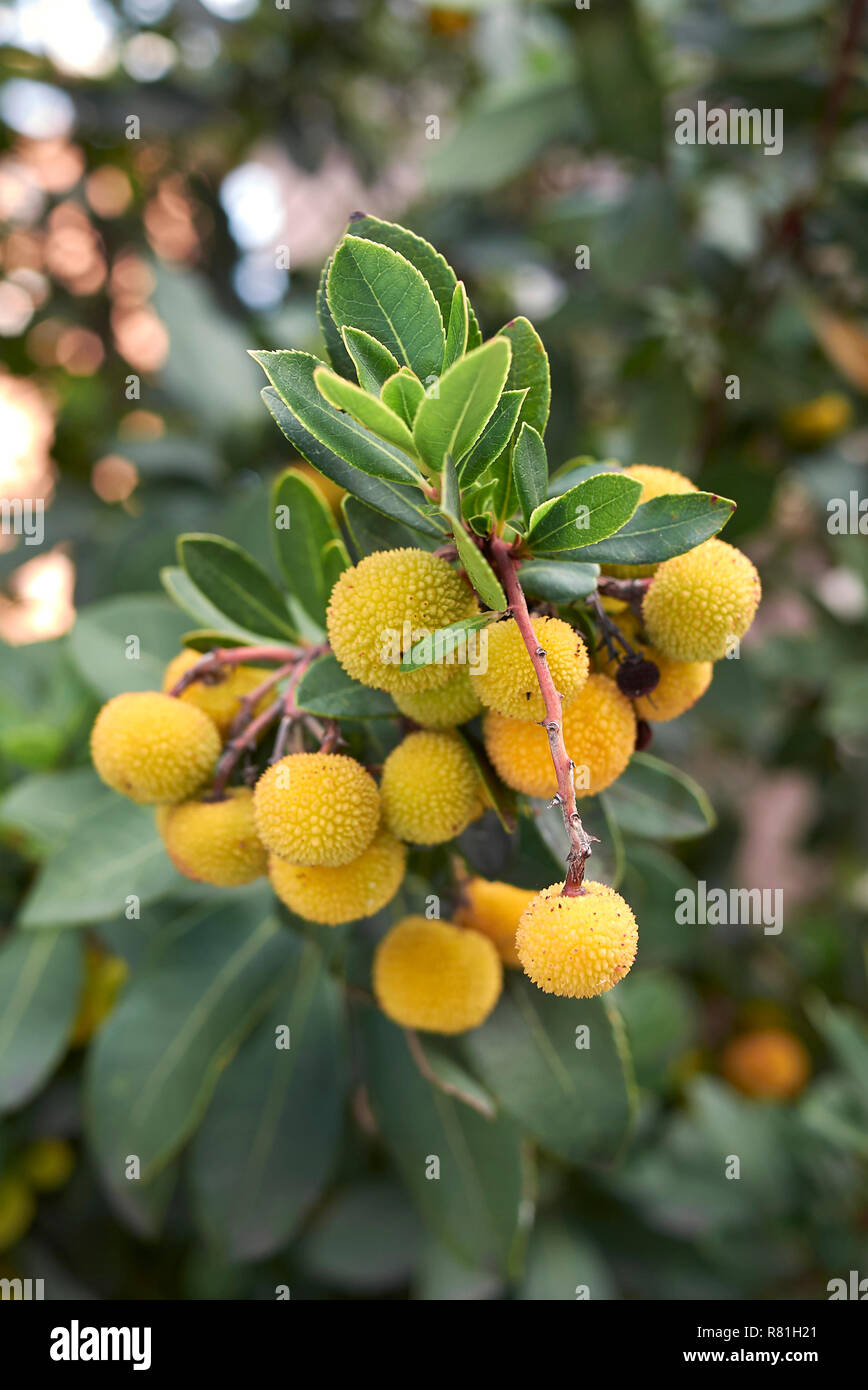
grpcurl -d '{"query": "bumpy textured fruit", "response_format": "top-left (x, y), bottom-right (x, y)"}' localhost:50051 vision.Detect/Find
top-left (373, 916), bottom-right (502, 1034)
top-left (0, 1175), bottom-right (35, 1253)
top-left (380, 731), bottom-right (479, 844)
top-left (642, 538), bottom-right (761, 662)
top-left (483, 673), bottom-right (635, 799)
top-left (455, 877), bottom-right (536, 968)
top-left (392, 668), bottom-right (482, 728)
top-left (781, 392), bottom-right (852, 445)
top-left (516, 880), bottom-right (638, 998)
top-left (326, 548), bottom-right (478, 694)
top-left (604, 465), bottom-right (698, 578)
top-left (91, 691), bottom-right (220, 804)
top-left (70, 948), bottom-right (129, 1047)
top-left (721, 1028), bottom-right (810, 1100)
top-left (162, 649), bottom-right (271, 737)
top-left (254, 752), bottom-right (379, 866)
top-left (160, 787), bottom-right (267, 886)
top-left (469, 616), bottom-right (588, 721)
top-left (269, 828), bottom-right (406, 925)
top-left (600, 611), bottom-right (712, 722)
top-left (16, 1138), bottom-right (75, 1193)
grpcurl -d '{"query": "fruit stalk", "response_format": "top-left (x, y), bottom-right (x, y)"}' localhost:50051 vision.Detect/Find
top-left (168, 644), bottom-right (302, 697)
top-left (488, 536), bottom-right (594, 894)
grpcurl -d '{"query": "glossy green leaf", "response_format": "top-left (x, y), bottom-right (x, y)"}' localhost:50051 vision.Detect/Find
top-left (604, 753), bottom-right (716, 840)
top-left (0, 768), bottom-right (110, 856)
top-left (341, 325), bottom-right (400, 393)
top-left (497, 316), bottom-right (551, 436)
top-left (0, 929), bottom-right (83, 1113)
top-left (443, 281), bottom-right (469, 370)
top-left (190, 939), bottom-right (346, 1261)
top-left (525, 474), bottom-right (642, 553)
top-left (575, 492), bottom-right (736, 566)
top-left (414, 338), bottom-right (512, 474)
top-left (253, 350), bottom-right (423, 486)
top-left (451, 525), bottom-right (506, 610)
top-left (270, 470), bottom-right (348, 630)
top-left (381, 368), bottom-right (426, 429)
top-left (316, 253), bottom-right (356, 378)
top-left (517, 559), bottom-right (600, 602)
top-left (341, 495), bottom-right (439, 557)
top-left (161, 567), bottom-right (269, 646)
top-left (261, 384), bottom-right (446, 539)
top-left (327, 235), bottom-right (445, 383)
top-left (295, 654), bottom-right (396, 719)
top-left (513, 422), bottom-right (548, 527)
top-left (360, 1007), bottom-right (527, 1274)
top-left (178, 533), bottom-right (298, 642)
top-left (314, 365), bottom-right (418, 457)
top-left (399, 613), bottom-right (501, 672)
top-left (463, 973), bottom-right (632, 1163)
top-left (458, 389), bottom-right (527, 488)
top-left (69, 594), bottom-right (192, 700)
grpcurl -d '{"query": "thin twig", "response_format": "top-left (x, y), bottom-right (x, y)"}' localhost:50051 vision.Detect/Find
top-left (169, 644), bottom-right (301, 697)
top-left (488, 537), bottom-right (595, 894)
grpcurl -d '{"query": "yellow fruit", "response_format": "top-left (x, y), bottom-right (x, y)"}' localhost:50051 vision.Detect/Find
top-left (162, 650), bottom-right (271, 737)
top-left (600, 611), bottom-right (712, 722)
top-left (392, 668), bottom-right (482, 728)
top-left (16, 1138), bottom-right (75, 1193)
top-left (91, 691), bottom-right (220, 804)
top-left (326, 548), bottom-right (478, 694)
top-left (721, 1029), bottom-right (810, 1100)
top-left (373, 916), bottom-right (502, 1034)
top-left (469, 616), bottom-right (588, 722)
top-left (781, 393), bottom-right (852, 445)
top-left (516, 880), bottom-right (638, 998)
top-left (70, 948), bottom-right (129, 1047)
top-left (0, 1176), bottom-right (35, 1252)
top-left (642, 538), bottom-right (761, 662)
top-left (604, 465), bottom-right (698, 578)
top-left (254, 752), bottom-right (379, 866)
top-left (454, 877), bottom-right (536, 968)
top-left (380, 731), bottom-right (479, 844)
top-left (483, 673), bottom-right (635, 799)
top-left (160, 787), bottom-right (267, 886)
top-left (268, 828), bottom-right (406, 925)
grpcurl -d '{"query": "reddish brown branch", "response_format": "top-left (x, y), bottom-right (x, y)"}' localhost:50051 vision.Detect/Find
top-left (488, 537), bottom-right (594, 894)
top-left (169, 644), bottom-right (302, 697)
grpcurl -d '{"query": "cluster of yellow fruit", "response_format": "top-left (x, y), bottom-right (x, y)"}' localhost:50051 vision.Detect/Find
top-left (0, 1137), bottom-right (76, 1253)
top-left (89, 486), bottom-right (759, 1036)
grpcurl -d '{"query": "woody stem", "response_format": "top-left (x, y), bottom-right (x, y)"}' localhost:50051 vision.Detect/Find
top-left (488, 537), bottom-right (593, 895)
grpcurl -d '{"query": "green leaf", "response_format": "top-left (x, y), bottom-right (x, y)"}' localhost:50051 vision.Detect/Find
top-left (400, 613), bottom-right (501, 672)
top-left (69, 594), bottom-right (192, 700)
top-left (452, 527), bottom-right (506, 610)
top-left (0, 929), bottom-right (82, 1113)
top-left (161, 567), bottom-right (270, 646)
top-left (85, 896), bottom-right (295, 1196)
top-left (19, 797), bottom-right (181, 928)
top-left (316, 253), bottom-right (356, 379)
top-left (301, 1180), bottom-right (422, 1293)
top-left (295, 654), bottom-right (396, 720)
top-left (414, 339), bottom-right (512, 474)
top-left (443, 281), bottom-right (469, 370)
top-left (524, 474), bottom-right (642, 554)
top-left (261, 384), bottom-right (445, 539)
top-left (178, 533), bottom-right (298, 642)
top-left (341, 495), bottom-right (439, 558)
top-left (520, 1221), bottom-right (614, 1301)
top-left (548, 458), bottom-right (621, 496)
top-left (253, 350), bottom-right (423, 486)
top-left (360, 1006), bottom-right (527, 1274)
top-left (463, 973), bottom-right (632, 1163)
top-left (575, 492), bottom-right (736, 566)
top-left (347, 212), bottom-right (481, 350)
top-left (616, 971), bottom-right (698, 1090)
top-left (190, 939), bottom-right (346, 1261)
top-left (270, 470), bottom-right (348, 631)
top-left (497, 316), bottom-right (551, 437)
top-left (458, 389), bottom-right (528, 489)
top-left (604, 753), bottom-right (716, 840)
top-left (806, 998), bottom-right (868, 1116)
top-left (0, 768), bottom-right (115, 856)
top-left (381, 368), bottom-right (425, 428)
top-left (314, 365), bottom-right (418, 457)
top-left (517, 559), bottom-right (600, 603)
top-left (513, 423), bottom-right (548, 527)
top-left (327, 235), bottom-right (445, 383)
top-left (341, 325), bottom-right (400, 393)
